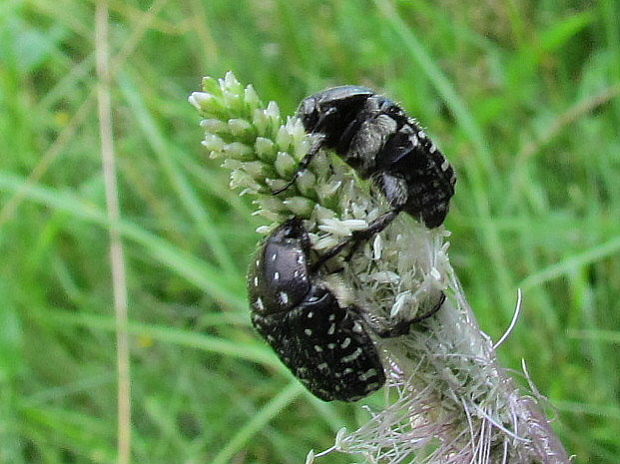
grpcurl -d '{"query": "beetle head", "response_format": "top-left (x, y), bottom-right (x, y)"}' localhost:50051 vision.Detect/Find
top-left (248, 218), bottom-right (313, 314)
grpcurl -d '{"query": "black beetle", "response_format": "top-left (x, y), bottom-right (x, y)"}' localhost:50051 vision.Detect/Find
top-left (278, 86), bottom-right (456, 241)
top-left (248, 217), bottom-right (445, 401)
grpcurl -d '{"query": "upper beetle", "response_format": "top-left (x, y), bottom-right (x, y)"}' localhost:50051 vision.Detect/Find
top-left (248, 217), bottom-right (444, 402)
top-left (279, 86), bottom-right (456, 239)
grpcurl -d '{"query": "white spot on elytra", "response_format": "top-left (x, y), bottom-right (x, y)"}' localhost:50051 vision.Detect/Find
top-left (304, 328), bottom-right (312, 336)
top-left (293, 270), bottom-right (300, 278)
top-left (273, 271), bottom-right (280, 281)
top-left (255, 297), bottom-right (265, 311)
top-left (327, 343), bottom-right (336, 349)
top-left (429, 144), bottom-right (436, 153)
top-left (307, 311), bottom-right (314, 318)
top-left (328, 314), bottom-right (336, 322)
top-left (314, 345), bottom-right (323, 353)
top-left (341, 338), bottom-right (351, 348)
top-left (410, 134), bottom-right (419, 147)
top-left (253, 276), bottom-right (259, 287)
top-left (418, 130), bottom-right (426, 139)
top-left (352, 322), bottom-right (363, 334)
top-left (271, 252), bottom-right (278, 262)
top-left (327, 324), bottom-right (336, 335)
top-left (343, 368), bottom-right (354, 375)
top-left (342, 348), bottom-right (363, 363)
top-left (297, 255), bottom-right (304, 264)
top-left (279, 291), bottom-right (289, 304)
top-left (441, 159), bottom-right (450, 171)
top-left (318, 362), bottom-right (328, 370)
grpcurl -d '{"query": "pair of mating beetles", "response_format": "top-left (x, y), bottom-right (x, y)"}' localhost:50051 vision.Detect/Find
top-left (248, 86), bottom-right (456, 401)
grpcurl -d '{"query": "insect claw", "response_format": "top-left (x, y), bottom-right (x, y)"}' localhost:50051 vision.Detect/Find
top-left (272, 177), bottom-right (297, 195)
top-left (376, 292), bottom-right (446, 338)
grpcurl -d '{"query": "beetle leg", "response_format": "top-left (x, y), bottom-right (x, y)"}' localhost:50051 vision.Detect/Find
top-left (334, 171), bottom-right (409, 259)
top-left (376, 292), bottom-right (446, 338)
top-left (273, 103), bottom-right (339, 196)
top-left (310, 239), bottom-right (349, 273)
top-left (272, 138), bottom-right (323, 195)
top-left (344, 208), bottom-right (403, 260)
top-left (310, 207), bottom-right (403, 273)
top-left (407, 292), bottom-right (446, 324)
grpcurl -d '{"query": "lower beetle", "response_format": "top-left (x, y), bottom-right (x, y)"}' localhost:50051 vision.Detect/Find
top-left (248, 217), bottom-right (445, 402)
top-left (277, 86), bottom-right (456, 242)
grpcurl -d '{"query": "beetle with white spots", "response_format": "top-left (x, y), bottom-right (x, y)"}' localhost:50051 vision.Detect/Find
top-left (248, 217), bottom-right (445, 402)
top-left (276, 86), bottom-right (457, 252)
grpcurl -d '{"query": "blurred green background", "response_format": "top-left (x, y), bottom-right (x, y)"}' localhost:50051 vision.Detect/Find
top-left (1, 0), bottom-right (620, 462)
